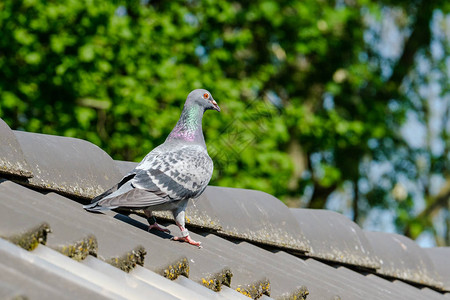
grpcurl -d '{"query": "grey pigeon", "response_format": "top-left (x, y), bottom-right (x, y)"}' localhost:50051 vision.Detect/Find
top-left (84, 89), bottom-right (220, 246)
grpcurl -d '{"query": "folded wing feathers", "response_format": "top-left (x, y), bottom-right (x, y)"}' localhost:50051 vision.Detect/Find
top-left (132, 146), bottom-right (213, 200)
top-left (88, 145), bottom-right (213, 210)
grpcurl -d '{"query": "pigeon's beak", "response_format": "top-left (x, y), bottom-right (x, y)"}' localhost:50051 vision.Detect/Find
top-left (210, 99), bottom-right (220, 112)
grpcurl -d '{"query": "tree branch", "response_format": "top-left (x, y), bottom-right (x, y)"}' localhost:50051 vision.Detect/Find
top-left (376, 0), bottom-right (436, 100)
top-left (308, 183), bottom-right (338, 209)
top-left (419, 180), bottom-right (450, 219)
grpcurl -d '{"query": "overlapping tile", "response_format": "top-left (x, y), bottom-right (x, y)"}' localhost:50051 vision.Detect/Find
top-left (0, 281), bottom-right (27, 300)
top-left (78, 255), bottom-right (178, 299)
top-left (0, 181), bottom-right (50, 250)
top-left (364, 271), bottom-right (449, 300)
top-left (391, 279), bottom-right (444, 300)
top-left (116, 215), bottom-right (233, 290)
top-left (114, 160), bottom-right (138, 176)
top-left (273, 250), bottom-right (367, 299)
top-left (219, 286), bottom-right (256, 300)
top-left (424, 247), bottom-right (450, 291)
top-left (0, 176), bottom-right (448, 299)
top-left (0, 238), bottom-right (117, 300)
top-left (175, 276), bottom-right (225, 299)
top-left (0, 119), bottom-right (33, 178)
top-left (154, 186), bottom-right (311, 252)
top-left (365, 231), bottom-right (443, 289)
top-left (4, 180), bottom-right (232, 290)
top-left (203, 187), bottom-right (310, 252)
top-left (188, 233), bottom-right (272, 298)
top-left (290, 208), bottom-right (380, 269)
top-left (13, 131), bottom-right (123, 199)
top-left (0, 206), bottom-right (50, 251)
top-left (1, 125), bottom-right (449, 299)
top-left (131, 266), bottom-right (210, 300)
top-left (0, 180), bottom-right (146, 270)
top-left (45, 192), bottom-right (146, 270)
top-left (0, 181), bottom-right (96, 258)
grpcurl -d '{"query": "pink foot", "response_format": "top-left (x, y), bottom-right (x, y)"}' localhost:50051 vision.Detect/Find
top-left (148, 223), bottom-right (170, 233)
top-left (172, 235), bottom-right (202, 248)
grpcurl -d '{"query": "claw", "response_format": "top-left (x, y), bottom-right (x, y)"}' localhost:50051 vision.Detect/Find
top-left (172, 235), bottom-right (202, 248)
top-left (148, 223), bottom-right (170, 233)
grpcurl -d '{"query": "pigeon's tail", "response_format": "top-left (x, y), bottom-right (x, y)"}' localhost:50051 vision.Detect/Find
top-left (83, 201), bottom-right (118, 212)
top-left (89, 184), bottom-right (119, 204)
top-left (84, 179), bottom-right (134, 212)
top-left (88, 173), bottom-right (135, 205)
top-left (84, 187), bottom-right (116, 211)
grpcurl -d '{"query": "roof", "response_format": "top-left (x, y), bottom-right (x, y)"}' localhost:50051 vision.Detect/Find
top-left (0, 117), bottom-right (449, 300)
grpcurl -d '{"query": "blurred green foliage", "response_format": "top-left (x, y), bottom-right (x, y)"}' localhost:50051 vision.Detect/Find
top-left (0, 0), bottom-right (449, 243)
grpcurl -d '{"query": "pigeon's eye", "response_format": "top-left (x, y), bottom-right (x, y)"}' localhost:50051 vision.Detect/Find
top-left (203, 93), bottom-right (209, 99)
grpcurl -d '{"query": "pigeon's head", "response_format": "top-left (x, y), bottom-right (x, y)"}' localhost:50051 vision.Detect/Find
top-left (186, 89), bottom-right (220, 112)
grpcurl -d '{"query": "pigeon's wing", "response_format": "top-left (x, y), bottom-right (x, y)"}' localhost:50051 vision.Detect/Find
top-left (92, 183), bottom-right (169, 208)
top-left (130, 145), bottom-right (213, 203)
top-left (91, 144), bottom-right (167, 201)
top-left (89, 145), bottom-right (213, 209)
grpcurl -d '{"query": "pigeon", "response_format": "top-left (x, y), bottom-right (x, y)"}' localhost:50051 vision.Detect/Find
top-left (84, 89), bottom-right (220, 247)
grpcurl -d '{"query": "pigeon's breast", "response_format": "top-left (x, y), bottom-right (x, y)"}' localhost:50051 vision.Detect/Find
top-left (163, 146), bottom-right (213, 197)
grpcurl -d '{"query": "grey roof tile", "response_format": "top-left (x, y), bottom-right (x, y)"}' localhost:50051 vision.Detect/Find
top-left (209, 238), bottom-right (310, 299)
top-left (424, 247), bottom-right (450, 291)
top-left (79, 255), bottom-right (179, 299)
top-left (205, 235), bottom-right (351, 299)
top-left (0, 180), bottom-right (145, 269)
top-left (125, 219), bottom-right (233, 290)
top-left (219, 286), bottom-right (257, 300)
top-left (1, 127), bottom-right (449, 299)
top-left (259, 296), bottom-right (276, 300)
top-left (19, 190), bottom-right (230, 290)
top-left (391, 279), bottom-right (444, 300)
top-left (421, 288), bottom-right (449, 300)
top-left (270, 248), bottom-right (445, 300)
top-left (274, 250), bottom-right (405, 300)
top-left (365, 231), bottom-right (443, 289)
top-left (154, 186), bottom-right (311, 252)
top-left (0, 238), bottom-right (119, 300)
top-left (0, 119), bottom-right (33, 178)
top-left (131, 266), bottom-right (210, 300)
top-left (0, 182), bottom-right (50, 250)
top-left (301, 258), bottom-right (373, 299)
top-left (335, 266), bottom-right (416, 299)
top-left (1, 179), bottom-right (448, 299)
top-left (364, 273), bottom-right (436, 300)
top-left (11, 185), bottom-right (228, 290)
top-left (175, 275), bottom-right (228, 299)
top-left (43, 193), bottom-right (146, 270)
top-left (13, 131), bottom-right (123, 199)
top-left (270, 254), bottom-right (333, 300)
top-left (205, 187), bottom-right (310, 252)
top-left (0, 281), bottom-right (27, 300)
top-left (0, 180), bottom-right (94, 256)
top-left (290, 208), bottom-right (380, 269)
top-left (96, 212), bottom-right (289, 298)
top-left (114, 160), bottom-right (138, 176)
top-left (187, 233), bottom-right (271, 298)
top-left (31, 244), bottom-right (157, 300)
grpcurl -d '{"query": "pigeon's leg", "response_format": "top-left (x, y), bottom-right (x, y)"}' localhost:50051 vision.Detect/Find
top-left (144, 208), bottom-right (170, 233)
top-left (171, 200), bottom-right (201, 247)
